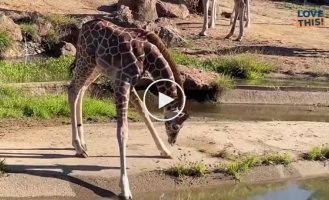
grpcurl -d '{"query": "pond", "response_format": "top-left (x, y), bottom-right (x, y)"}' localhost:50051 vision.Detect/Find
top-left (135, 177), bottom-right (329, 200)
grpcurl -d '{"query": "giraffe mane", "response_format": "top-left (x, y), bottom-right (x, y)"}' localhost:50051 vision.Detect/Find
top-left (145, 32), bottom-right (185, 110)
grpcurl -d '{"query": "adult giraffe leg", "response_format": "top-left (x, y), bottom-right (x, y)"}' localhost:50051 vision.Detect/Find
top-left (129, 88), bottom-right (172, 158)
top-left (236, 1), bottom-right (246, 41)
top-left (68, 62), bottom-right (97, 158)
top-left (76, 70), bottom-right (100, 152)
top-left (199, 0), bottom-right (210, 36)
top-left (230, 6), bottom-right (235, 25)
top-left (225, 3), bottom-right (239, 39)
top-left (245, 0), bottom-right (250, 28)
top-left (209, 0), bottom-right (217, 28)
top-left (114, 80), bottom-right (132, 199)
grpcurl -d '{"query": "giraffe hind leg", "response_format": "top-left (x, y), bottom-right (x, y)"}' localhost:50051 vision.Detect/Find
top-left (68, 61), bottom-right (98, 158)
top-left (236, 1), bottom-right (246, 41)
top-left (76, 70), bottom-right (100, 152)
top-left (199, 0), bottom-right (210, 36)
top-left (225, 3), bottom-right (239, 39)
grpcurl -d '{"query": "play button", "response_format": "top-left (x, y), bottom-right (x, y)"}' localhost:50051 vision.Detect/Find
top-left (143, 79), bottom-right (186, 121)
top-left (158, 92), bottom-right (175, 109)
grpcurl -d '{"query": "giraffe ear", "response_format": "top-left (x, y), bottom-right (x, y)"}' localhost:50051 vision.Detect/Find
top-left (178, 112), bottom-right (189, 123)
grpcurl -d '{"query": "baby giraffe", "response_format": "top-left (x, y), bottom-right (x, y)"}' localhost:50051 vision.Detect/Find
top-left (68, 19), bottom-right (188, 199)
top-left (200, 0), bottom-right (250, 41)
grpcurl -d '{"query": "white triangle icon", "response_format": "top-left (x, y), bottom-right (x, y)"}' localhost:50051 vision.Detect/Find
top-left (158, 92), bottom-right (175, 109)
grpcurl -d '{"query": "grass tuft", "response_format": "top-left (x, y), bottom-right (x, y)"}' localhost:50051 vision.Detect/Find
top-left (0, 56), bottom-right (74, 83)
top-left (213, 75), bottom-right (235, 89)
top-left (0, 159), bottom-right (6, 173)
top-left (0, 31), bottom-right (13, 54)
top-left (43, 29), bottom-right (61, 50)
top-left (304, 145), bottom-right (329, 161)
top-left (166, 160), bottom-right (207, 177)
top-left (171, 51), bottom-right (274, 81)
top-left (20, 23), bottom-right (39, 42)
top-left (216, 152), bottom-right (292, 179)
top-left (260, 152), bottom-right (292, 165)
top-left (45, 14), bottom-right (77, 27)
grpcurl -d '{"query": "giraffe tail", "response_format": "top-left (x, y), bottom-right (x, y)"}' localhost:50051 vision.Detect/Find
top-left (68, 57), bottom-right (77, 78)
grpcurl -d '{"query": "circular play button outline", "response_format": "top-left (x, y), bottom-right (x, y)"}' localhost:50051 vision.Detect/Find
top-left (143, 79), bottom-right (186, 122)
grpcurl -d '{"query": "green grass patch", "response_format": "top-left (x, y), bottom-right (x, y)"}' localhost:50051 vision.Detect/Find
top-left (304, 145), bottom-right (329, 161)
top-left (0, 31), bottom-right (13, 54)
top-left (0, 56), bottom-right (74, 83)
top-left (212, 75), bottom-right (235, 89)
top-left (0, 159), bottom-right (6, 173)
top-left (45, 14), bottom-right (77, 27)
top-left (171, 51), bottom-right (273, 81)
top-left (166, 160), bottom-right (207, 177)
top-left (216, 152), bottom-right (292, 179)
top-left (0, 86), bottom-right (129, 120)
top-left (20, 23), bottom-right (39, 42)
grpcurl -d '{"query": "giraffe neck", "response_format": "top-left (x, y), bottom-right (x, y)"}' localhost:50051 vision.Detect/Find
top-left (145, 49), bottom-right (181, 111)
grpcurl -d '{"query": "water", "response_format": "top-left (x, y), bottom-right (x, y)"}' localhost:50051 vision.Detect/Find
top-left (144, 96), bottom-right (329, 122)
top-left (135, 177), bottom-right (329, 200)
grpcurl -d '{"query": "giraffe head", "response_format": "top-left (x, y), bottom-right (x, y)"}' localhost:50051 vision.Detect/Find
top-left (164, 108), bottom-right (189, 145)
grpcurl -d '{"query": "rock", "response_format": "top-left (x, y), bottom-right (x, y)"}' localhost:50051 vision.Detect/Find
top-left (178, 65), bottom-right (218, 90)
top-left (59, 42), bottom-right (76, 56)
top-left (53, 42), bottom-right (76, 57)
top-left (102, 5), bottom-right (139, 28)
top-left (156, 0), bottom-right (190, 19)
top-left (0, 45), bottom-right (23, 58)
top-left (137, 64), bottom-right (219, 101)
top-left (179, 65), bottom-right (219, 101)
top-left (38, 21), bottom-right (54, 37)
top-left (118, 0), bottom-right (158, 22)
top-left (144, 18), bottom-right (185, 47)
top-left (0, 14), bottom-right (22, 41)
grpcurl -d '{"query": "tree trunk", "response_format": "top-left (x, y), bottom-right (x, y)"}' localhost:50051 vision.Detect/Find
top-left (118, 0), bottom-right (158, 22)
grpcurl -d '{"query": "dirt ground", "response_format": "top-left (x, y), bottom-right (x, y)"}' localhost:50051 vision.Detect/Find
top-left (1, 0), bottom-right (328, 76)
top-left (0, 121), bottom-right (329, 198)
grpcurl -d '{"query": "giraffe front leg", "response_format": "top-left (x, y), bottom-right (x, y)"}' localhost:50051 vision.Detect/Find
top-left (199, 0), bottom-right (210, 36)
top-left (115, 81), bottom-right (132, 199)
top-left (130, 88), bottom-right (172, 159)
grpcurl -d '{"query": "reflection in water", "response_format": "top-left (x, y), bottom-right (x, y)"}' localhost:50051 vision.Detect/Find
top-left (135, 177), bottom-right (329, 200)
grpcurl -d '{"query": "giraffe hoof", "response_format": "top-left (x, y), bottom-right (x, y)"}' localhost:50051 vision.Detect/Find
top-left (82, 144), bottom-right (88, 151)
top-left (118, 192), bottom-right (132, 200)
top-left (75, 151), bottom-right (88, 158)
top-left (234, 38), bottom-right (243, 42)
top-left (198, 32), bottom-right (207, 37)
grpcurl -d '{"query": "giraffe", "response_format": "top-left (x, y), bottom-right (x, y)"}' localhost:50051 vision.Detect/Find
top-left (225, 0), bottom-right (250, 41)
top-left (68, 18), bottom-right (189, 199)
top-left (199, 0), bottom-right (250, 41)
